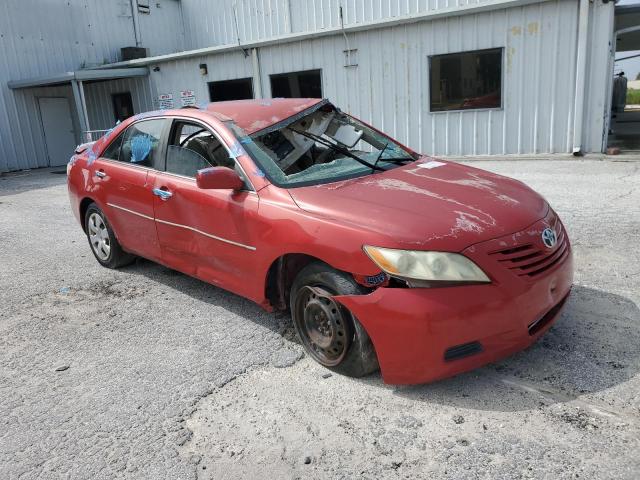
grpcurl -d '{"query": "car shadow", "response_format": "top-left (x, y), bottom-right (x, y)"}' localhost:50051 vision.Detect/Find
top-left (121, 259), bottom-right (639, 412)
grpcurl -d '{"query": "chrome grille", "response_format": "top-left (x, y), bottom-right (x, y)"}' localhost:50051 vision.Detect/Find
top-left (489, 216), bottom-right (569, 278)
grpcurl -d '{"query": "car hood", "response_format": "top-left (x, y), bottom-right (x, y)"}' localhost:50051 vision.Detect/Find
top-left (288, 159), bottom-right (548, 252)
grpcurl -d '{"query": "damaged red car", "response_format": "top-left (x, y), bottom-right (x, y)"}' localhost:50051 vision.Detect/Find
top-left (67, 98), bottom-right (573, 384)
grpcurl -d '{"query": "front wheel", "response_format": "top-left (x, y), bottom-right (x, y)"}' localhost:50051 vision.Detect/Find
top-left (84, 203), bottom-right (135, 269)
top-left (290, 262), bottom-right (379, 378)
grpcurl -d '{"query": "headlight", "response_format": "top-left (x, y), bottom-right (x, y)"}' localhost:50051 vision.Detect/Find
top-left (363, 245), bottom-right (490, 284)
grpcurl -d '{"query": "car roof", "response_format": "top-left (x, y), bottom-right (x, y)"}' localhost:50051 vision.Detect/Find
top-left (204, 98), bottom-right (324, 135)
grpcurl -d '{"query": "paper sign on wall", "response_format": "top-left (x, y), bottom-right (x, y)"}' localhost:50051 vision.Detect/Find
top-left (180, 90), bottom-right (196, 107)
top-left (158, 93), bottom-right (174, 110)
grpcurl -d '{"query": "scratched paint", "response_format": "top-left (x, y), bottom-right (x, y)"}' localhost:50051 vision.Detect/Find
top-left (362, 177), bottom-right (497, 229)
top-left (402, 168), bottom-right (520, 205)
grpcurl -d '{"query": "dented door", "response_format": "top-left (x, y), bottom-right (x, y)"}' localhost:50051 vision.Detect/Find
top-left (151, 172), bottom-right (260, 295)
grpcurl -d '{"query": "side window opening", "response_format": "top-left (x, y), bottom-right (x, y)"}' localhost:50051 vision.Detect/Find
top-left (166, 121), bottom-right (235, 178)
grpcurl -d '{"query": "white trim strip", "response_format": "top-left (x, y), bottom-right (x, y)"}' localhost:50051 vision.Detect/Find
top-left (107, 202), bottom-right (154, 221)
top-left (107, 202), bottom-right (256, 251)
top-left (154, 218), bottom-right (256, 251)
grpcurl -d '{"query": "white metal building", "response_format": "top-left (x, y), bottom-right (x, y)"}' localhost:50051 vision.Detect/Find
top-left (2, 0), bottom-right (638, 172)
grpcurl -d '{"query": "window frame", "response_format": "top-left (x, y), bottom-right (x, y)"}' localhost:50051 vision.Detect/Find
top-left (98, 117), bottom-right (170, 172)
top-left (208, 77), bottom-right (255, 102)
top-left (428, 47), bottom-right (504, 114)
top-left (162, 116), bottom-right (256, 192)
top-left (269, 69), bottom-right (323, 98)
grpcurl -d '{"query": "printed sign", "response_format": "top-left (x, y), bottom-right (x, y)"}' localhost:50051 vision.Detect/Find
top-left (158, 93), bottom-right (174, 110)
top-left (180, 90), bottom-right (197, 107)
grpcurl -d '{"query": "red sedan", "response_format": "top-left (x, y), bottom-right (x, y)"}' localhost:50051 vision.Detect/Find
top-left (67, 98), bottom-right (573, 384)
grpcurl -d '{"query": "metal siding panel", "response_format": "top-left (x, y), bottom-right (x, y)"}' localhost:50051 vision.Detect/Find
top-left (245, 0), bottom-right (579, 157)
top-left (179, 0), bottom-right (512, 51)
top-left (0, 0), bottom-right (183, 171)
top-left (152, 51), bottom-right (254, 107)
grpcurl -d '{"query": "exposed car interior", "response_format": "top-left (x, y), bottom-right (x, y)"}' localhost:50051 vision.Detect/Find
top-left (246, 104), bottom-right (418, 185)
top-left (166, 122), bottom-right (234, 177)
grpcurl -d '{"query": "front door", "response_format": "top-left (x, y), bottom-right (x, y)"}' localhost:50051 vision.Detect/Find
top-left (152, 119), bottom-right (259, 295)
top-left (38, 97), bottom-right (76, 166)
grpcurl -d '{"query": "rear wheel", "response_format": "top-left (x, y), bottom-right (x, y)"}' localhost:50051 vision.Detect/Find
top-left (84, 203), bottom-right (135, 269)
top-left (290, 262), bottom-right (379, 377)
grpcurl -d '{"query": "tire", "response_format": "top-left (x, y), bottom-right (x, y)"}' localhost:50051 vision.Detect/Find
top-left (290, 262), bottom-right (379, 378)
top-left (84, 203), bottom-right (135, 269)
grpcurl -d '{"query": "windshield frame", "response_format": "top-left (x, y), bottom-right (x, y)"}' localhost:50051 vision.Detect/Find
top-left (227, 102), bottom-right (420, 189)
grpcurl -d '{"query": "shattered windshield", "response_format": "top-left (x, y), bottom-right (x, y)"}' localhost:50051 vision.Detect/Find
top-left (227, 103), bottom-right (418, 187)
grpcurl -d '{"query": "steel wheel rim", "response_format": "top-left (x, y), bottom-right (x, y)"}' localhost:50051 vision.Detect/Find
top-left (294, 286), bottom-right (351, 367)
top-left (87, 212), bottom-right (111, 261)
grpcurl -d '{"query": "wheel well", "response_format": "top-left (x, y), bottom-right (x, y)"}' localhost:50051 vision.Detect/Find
top-left (265, 254), bottom-right (328, 311)
top-left (79, 197), bottom-right (95, 232)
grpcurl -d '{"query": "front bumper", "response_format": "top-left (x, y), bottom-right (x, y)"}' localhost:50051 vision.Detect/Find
top-left (336, 215), bottom-right (574, 385)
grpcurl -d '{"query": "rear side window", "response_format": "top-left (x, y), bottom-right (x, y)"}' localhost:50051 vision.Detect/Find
top-left (101, 133), bottom-right (124, 160)
top-left (116, 119), bottom-right (166, 168)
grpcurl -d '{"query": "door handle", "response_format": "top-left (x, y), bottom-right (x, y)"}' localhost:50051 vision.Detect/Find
top-left (95, 170), bottom-right (106, 178)
top-left (152, 187), bottom-right (173, 201)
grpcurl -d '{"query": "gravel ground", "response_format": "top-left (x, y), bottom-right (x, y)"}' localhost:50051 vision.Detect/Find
top-left (0, 159), bottom-right (638, 479)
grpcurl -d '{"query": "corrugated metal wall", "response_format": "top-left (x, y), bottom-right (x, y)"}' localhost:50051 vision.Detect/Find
top-left (0, 0), bottom-right (616, 170)
top-left (148, 51), bottom-right (255, 108)
top-left (84, 77), bottom-right (156, 131)
top-left (0, 0), bottom-right (182, 172)
top-left (160, 0), bottom-right (595, 156)
top-left (180, 0), bottom-right (499, 49)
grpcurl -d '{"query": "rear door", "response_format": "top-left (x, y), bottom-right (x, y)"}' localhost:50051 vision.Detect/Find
top-left (151, 118), bottom-right (259, 294)
top-left (91, 118), bottom-right (169, 261)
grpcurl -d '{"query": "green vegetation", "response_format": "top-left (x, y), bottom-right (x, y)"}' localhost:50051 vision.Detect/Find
top-left (627, 88), bottom-right (640, 105)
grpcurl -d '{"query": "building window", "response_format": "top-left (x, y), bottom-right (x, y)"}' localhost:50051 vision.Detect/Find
top-left (429, 48), bottom-right (502, 112)
top-left (270, 69), bottom-right (322, 98)
top-left (112, 92), bottom-right (134, 123)
top-left (208, 78), bottom-right (254, 102)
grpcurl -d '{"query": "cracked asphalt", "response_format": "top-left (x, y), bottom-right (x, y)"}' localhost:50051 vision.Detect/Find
top-left (1, 158), bottom-right (639, 479)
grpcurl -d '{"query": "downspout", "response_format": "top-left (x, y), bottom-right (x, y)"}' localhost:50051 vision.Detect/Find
top-left (251, 48), bottom-right (263, 99)
top-left (571, 0), bottom-right (590, 155)
top-left (283, 0), bottom-right (292, 34)
top-left (129, 0), bottom-right (142, 47)
top-left (71, 80), bottom-right (90, 143)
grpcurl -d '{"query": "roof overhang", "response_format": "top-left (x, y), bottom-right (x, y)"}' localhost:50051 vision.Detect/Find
top-left (7, 67), bottom-right (149, 89)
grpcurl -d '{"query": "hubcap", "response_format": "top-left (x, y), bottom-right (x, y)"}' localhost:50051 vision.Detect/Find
top-left (87, 212), bottom-right (111, 261)
top-left (294, 286), bottom-right (351, 366)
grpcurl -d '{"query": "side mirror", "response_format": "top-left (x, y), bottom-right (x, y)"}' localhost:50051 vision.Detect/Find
top-left (196, 167), bottom-right (244, 190)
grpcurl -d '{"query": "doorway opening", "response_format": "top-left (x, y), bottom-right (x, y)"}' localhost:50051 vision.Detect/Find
top-left (37, 97), bottom-right (76, 167)
top-left (112, 92), bottom-right (134, 123)
top-left (607, 5), bottom-right (640, 152)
